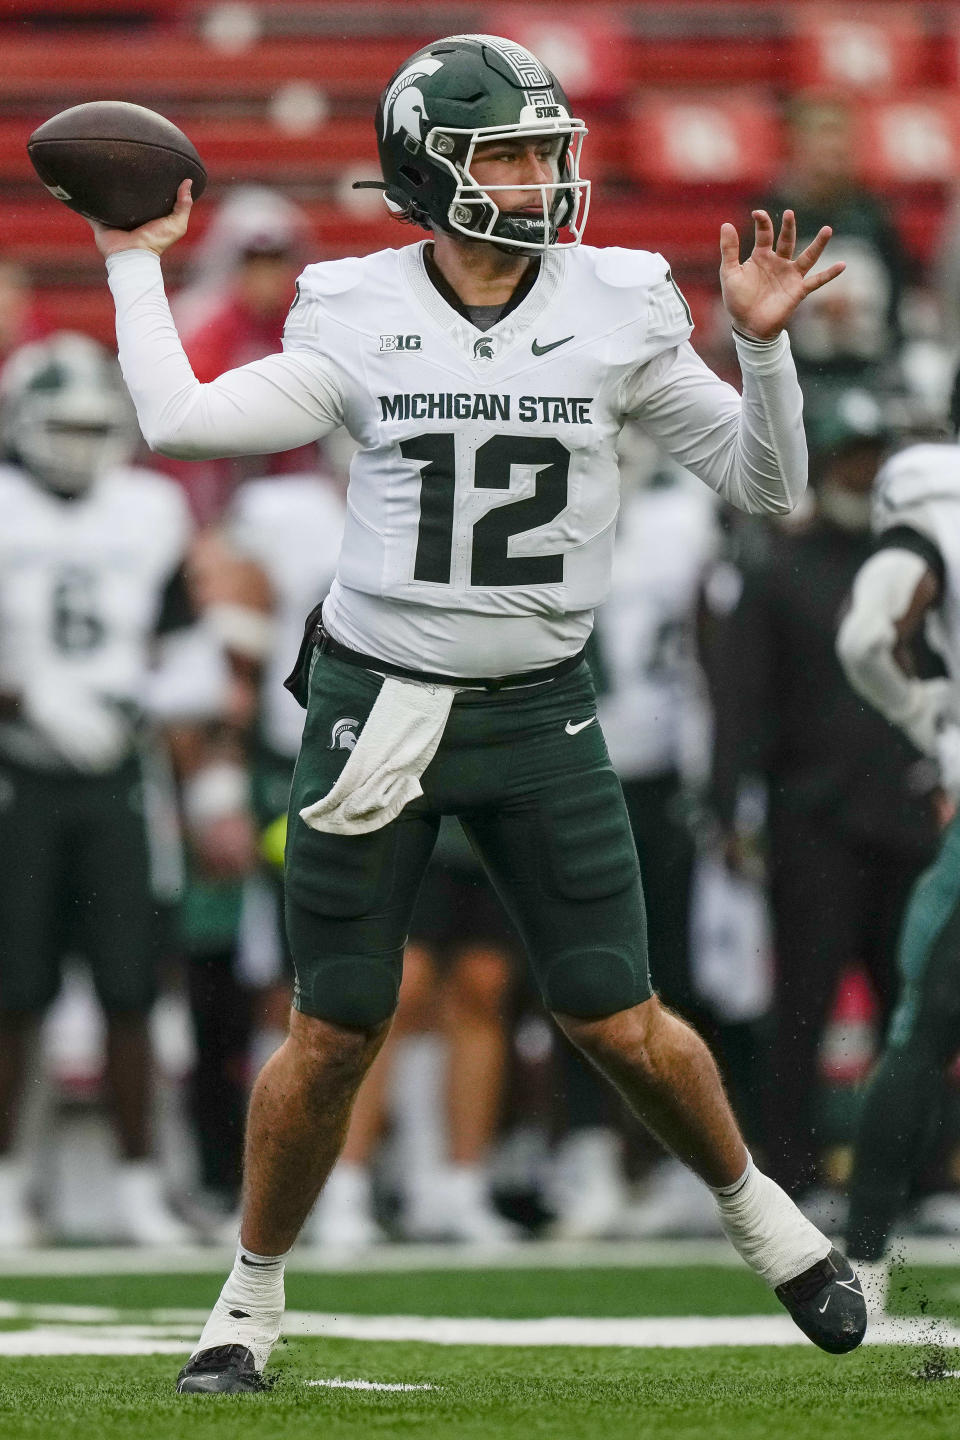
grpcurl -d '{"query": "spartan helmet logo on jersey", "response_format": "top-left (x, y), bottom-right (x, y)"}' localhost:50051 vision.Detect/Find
top-left (473, 336), bottom-right (496, 359)
top-left (0, 332), bottom-right (139, 496)
top-left (374, 34), bottom-right (590, 253)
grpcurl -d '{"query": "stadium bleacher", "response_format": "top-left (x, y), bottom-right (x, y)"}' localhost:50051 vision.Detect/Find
top-left (6, 1), bottom-right (960, 343)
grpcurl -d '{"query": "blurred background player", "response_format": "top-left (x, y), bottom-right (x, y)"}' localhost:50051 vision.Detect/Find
top-left (702, 387), bottom-right (941, 1218)
top-left (837, 422), bottom-right (960, 1308)
top-left (0, 332), bottom-right (225, 1245)
top-left (0, 259), bottom-right (50, 363)
top-left (753, 94), bottom-right (909, 420)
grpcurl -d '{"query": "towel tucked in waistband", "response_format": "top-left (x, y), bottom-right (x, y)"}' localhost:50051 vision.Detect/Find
top-left (298, 675), bottom-right (456, 835)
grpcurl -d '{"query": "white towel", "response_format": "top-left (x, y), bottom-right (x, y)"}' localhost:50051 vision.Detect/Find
top-left (298, 676), bottom-right (456, 835)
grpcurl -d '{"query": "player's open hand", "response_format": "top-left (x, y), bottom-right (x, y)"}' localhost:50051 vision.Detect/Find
top-left (719, 209), bottom-right (845, 342)
top-left (88, 178), bottom-right (193, 259)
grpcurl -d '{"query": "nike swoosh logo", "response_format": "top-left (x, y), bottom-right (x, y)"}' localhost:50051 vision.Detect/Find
top-left (532, 335), bottom-right (574, 356)
top-left (818, 1296), bottom-right (831, 1313)
top-left (565, 717), bottom-right (596, 735)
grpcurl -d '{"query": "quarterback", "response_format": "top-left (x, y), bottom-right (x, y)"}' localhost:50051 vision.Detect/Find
top-left (89, 34), bottom-right (864, 1390)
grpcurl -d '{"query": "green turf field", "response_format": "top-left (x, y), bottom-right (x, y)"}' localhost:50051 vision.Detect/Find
top-left (1, 1252), bottom-right (959, 1439)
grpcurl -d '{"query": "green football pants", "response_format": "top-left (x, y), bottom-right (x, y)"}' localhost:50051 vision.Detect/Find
top-left (284, 652), bottom-right (652, 1028)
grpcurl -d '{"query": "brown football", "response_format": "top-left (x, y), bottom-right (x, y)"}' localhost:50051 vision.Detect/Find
top-left (27, 100), bottom-right (206, 230)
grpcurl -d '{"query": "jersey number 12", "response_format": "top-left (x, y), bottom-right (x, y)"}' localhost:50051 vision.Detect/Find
top-left (401, 432), bottom-right (570, 587)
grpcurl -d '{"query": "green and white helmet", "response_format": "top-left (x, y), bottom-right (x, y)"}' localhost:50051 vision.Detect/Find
top-left (375, 33), bottom-right (590, 252)
top-left (0, 332), bottom-right (139, 495)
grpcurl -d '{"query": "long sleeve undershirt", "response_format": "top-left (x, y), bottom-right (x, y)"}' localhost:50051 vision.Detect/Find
top-left (107, 250), bottom-right (343, 457)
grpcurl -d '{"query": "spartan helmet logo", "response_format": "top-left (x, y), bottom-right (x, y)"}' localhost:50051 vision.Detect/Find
top-left (382, 57), bottom-right (444, 141)
top-left (329, 717), bottom-right (360, 752)
top-left (473, 336), bottom-right (496, 360)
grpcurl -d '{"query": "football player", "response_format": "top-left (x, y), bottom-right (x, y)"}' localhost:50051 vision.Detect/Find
top-left (0, 331), bottom-right (225, 1244)
top-left (87, 33), bottom-right (865, 1388)
top-left (837, 435), bottom-right (960, 1311)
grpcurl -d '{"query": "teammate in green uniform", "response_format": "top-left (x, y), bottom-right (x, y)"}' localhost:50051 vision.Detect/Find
top-left (838, 435), bottom-right (960, 1310)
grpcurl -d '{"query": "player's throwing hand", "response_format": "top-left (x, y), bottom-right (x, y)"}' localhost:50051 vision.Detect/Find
top-left (88, 177), bottom-right (194, 260)
top-left (719, 208), bottom-right (844, 342)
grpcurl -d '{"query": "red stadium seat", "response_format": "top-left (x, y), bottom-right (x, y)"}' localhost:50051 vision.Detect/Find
top-left (854, 94), bottom-right (960, 185)
top-left (790, 5), bottom-right (926, 92)
top-left (487, 9), bottom-right (631, 102)
top-left (629, 94), bottom-right (781, 188)
top-left (0, 34), bottom-right (417, 106)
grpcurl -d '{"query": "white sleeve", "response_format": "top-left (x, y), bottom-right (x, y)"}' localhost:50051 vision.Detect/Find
top-left (836, 548), bottom-right (950, 755)
top-left (105, 250), bottom-right (344, 459)
top-left (619, 332), bottom-right (806, 515)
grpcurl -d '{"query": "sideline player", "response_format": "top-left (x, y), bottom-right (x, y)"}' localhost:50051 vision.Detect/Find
top-left (86, 34), bottom-right (865, 1389)
top-left (837, 437), bottom-right (960, 1309)
top-left (0, 332), bottom-right (218, 1244)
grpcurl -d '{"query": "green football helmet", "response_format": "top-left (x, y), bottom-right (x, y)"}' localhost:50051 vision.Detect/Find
top-left (375, 33), bottom-right (589, 252)
top-left (0, 332), bottom-right (139, 495)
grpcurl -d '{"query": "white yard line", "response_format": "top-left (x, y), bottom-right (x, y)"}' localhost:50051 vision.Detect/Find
top-left (0, 1237), bottom-right (957, 1276)
top-left (0, 1310), bottom-right (957, 1355)
top-left (306, 1378), bottom-right (438, 1391)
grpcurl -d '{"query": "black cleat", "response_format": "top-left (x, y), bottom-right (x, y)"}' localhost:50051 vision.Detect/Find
top-left (775, 1247), bottom-right (867, 1354)
top-left (177, 1344), bottom-right (267, 1394)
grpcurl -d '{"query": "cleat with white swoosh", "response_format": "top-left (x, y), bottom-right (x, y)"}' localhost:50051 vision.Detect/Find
top-left (774, 1246), bottom-right (867, 1353)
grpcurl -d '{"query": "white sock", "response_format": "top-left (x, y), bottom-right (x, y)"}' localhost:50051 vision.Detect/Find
top-left (191, 1242), bottom-right (290, 1370)
top-left (388, 1033), bottom-right (448, 1180)
top-left (712, 1157), bottom-right (831, 1289)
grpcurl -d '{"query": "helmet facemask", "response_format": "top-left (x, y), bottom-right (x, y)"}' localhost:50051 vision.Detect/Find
top-left (14, 406), bottom-right (137, 496)
top-left (425, 120), bottom-right (589, 252)
top-left (0, 334), bottom-right (139, 497)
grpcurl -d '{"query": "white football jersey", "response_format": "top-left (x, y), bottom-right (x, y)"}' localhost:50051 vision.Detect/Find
top-left (108, 239), bottom-right (806, 677)
top-left (228, 472), bottom-right (347, 758)
top-left (285, 241), bottom-right (691, 616)
top-left (0, 463), bottom-right (191, 764)
top-left (594, 474), bottom-right (717, 779)
top-left (872, 441), bottom-right (960, 689)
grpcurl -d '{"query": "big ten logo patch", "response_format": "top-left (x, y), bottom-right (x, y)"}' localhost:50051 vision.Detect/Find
top-left (380, 334), bottom-right (422, 352)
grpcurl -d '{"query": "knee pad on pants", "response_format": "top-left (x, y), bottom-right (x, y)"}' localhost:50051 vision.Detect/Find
top-left (540, 944), bottom-right (647, 1018)
top-left (289, 943), bottom-right (402, 1029)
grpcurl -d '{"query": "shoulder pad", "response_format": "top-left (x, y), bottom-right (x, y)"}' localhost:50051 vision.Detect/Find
top-left (109, 466), bottom-right (192, 544)
top-left (294, 258), bottom-right (365, 299)
top-left (0, 462), bottom-right (27, 492)
top-left (593, 248), bottom-right (671, 289)
top-left (583, 248), bottom-right (692, 355)
top-left (230, 474), bottom-right (343, 550)
top-left (873, 443), bottom-right (960, 531)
